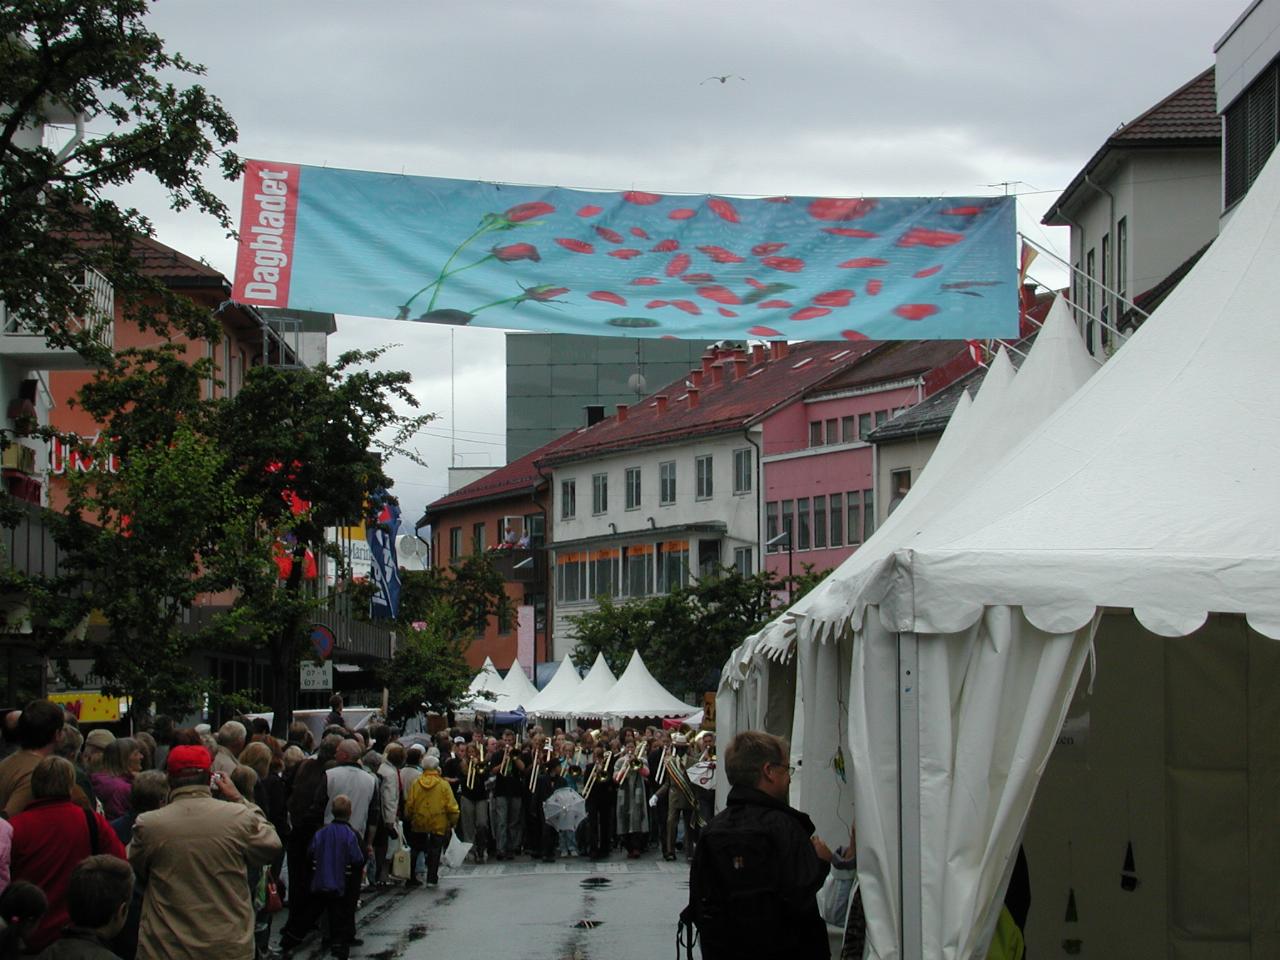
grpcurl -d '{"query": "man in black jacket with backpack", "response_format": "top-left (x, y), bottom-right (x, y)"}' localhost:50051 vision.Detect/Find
top-left (685, 730), bottom-right (833, 959)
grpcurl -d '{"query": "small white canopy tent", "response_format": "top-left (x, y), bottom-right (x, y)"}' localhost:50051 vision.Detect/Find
top-left (490, 657), bottom-right (540, 713)
top-left (552, 652), bottom-right (618, 719)
top-left (799, 147), bottom-right (1280, 959)
top-left (595, 650), bottom-right (695, 720)
top-left (525, 657), bottom-right (582, 716)
top-left (458, 656), bottom-right (504, 716)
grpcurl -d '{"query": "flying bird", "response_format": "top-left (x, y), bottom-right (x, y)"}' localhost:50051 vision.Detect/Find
top-left (701, 75), bottom-right (746, 85)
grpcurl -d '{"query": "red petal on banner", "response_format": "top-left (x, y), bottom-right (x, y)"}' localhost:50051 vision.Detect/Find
top-left (791, 306), bottom-right (831, 322)
top-left (631, 277), bottom-right (661, 285)
top-left (707, 198), bottom-right (741, 223)
top-left (594, 226), bottom-right (624, 244)
top-left (589, 291), bottom-right (627, 306)
top-left (913, 265), bottom-right (943, 278)
top-left (652, 239), bottom-right (680, 252)
top-left (942, 205), bottom-right (983, 216)
top-left (698, 245), bottom-right (745, 264)
top-left (624, 191), bottom-right (663, 205)
top-left (813, 289), bottom-right (855, 307)
top-left (608, 248), bottom-right (643, 260)
top-left (764, 196), bottom-right (792, 203)
top-left (752, 242), bottom-right (787, 256)
top-left (808, 197), bottom-right (876, 221)
top-left (838, 257), bottom-right (888, 269)
top-left (898, 227), bottom-right (964, 248)
top-left (894, 303), bottom-right (939, 320)
top-left (745, 277), bottom-right (767, 290)
top-left (757, 299), bottom-right (793, 309)
top-left (749, 325), bottom-right (783, 336)
top-left (665, 253), bottom-right (691, 276)
top-left (866, 279), bottom-right (883, 296)
top-left (577, 205), bottom-right (604, 217)
top-left (646, 299), bottom-right (670, 308)
top-left (697, 285), bottom-right (742, 305)
top-left (506, 201), bottom-right (556, 222)
top-left (761, 256), bottom-right (805, 272)
top-left (669, 208), bottom-right (697, 220)
top-left (823, 227), bottom-right (879, 238)
top-left (630, 226), bottom-right (650, 239)
top-left (670, 299), bottom-right (702, 315)
top-left (841, 329), bottom-right (869, 341)
top-left (681, 273), bottom-right (715, 284)
top-left (718, 308), bottom-right (739, 318)
top-left (555, 237), bottom-right (595, 254)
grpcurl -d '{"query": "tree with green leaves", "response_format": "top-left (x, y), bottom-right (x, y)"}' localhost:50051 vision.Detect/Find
top-left (571, 565), bottom-right (831, 700)
top-left (0, 1), bottom-right (240, 354)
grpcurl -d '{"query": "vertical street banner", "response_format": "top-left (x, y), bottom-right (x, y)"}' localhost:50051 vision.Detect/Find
top-left (366, 491), bottom-right (401, 620)
top-left (232, 160), bottom-right (1019, 341)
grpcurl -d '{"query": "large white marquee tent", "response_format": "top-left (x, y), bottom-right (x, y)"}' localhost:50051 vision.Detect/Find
top-left (719, 146), bottom-right (1280, 959)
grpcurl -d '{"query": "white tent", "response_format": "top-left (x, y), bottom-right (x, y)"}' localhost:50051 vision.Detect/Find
top-left (525, 657), bottom-right (582, 716)
top-left (804, 149), bottom-right (1280, 959)
top-left (490, 657), bottom-right (540, 713)
top-left (459, 656), bottom-right (504, 715)
top-left (551, 652), bottom-right (619, 719)
top-left (594, 650), bottom-right (695, 719)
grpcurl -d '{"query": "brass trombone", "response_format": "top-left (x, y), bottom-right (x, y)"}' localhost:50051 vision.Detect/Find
top-left (582, 749), bottom-right (612, 800)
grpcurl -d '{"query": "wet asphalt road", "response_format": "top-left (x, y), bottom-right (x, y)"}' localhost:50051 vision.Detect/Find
top-left (285, 854), bottom-right (691, 960)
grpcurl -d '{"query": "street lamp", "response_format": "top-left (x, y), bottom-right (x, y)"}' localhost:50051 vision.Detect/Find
top-left (766, 530), bottom-right (794, 603)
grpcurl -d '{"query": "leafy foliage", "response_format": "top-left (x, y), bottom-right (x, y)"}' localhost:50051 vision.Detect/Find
top-left (570, 565), bottom-right (832, 699)
top-left (0, 0), bottom-right (241, 353)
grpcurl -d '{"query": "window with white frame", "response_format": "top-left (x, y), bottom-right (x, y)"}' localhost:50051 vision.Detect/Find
top-left (733, 546), bottom-right (752, 576)
top-left (659, 461), bottom-right (677, 505)
top-left (625, 467), bottom-right (641, 510)
top-left (695, 455), bottom-right (713, 500)
top-left (766, 501), bottom-right (779, 551)
top-left (561, 479), bottom-right (576, 519)
top-left (733, 448), bottom-right (752, 494)
top-left (592, 473), bottom-right (608, 515)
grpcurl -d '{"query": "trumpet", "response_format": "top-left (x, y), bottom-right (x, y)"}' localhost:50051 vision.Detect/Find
top-left (613, 739), bottom-right (646, 785)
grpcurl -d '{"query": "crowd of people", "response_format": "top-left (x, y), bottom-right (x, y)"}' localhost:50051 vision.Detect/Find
top-left (0, 695), bottom-right (720, 959)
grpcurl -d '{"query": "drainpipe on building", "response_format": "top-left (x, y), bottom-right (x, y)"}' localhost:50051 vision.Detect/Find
top-left (533, 461), bottom-right (554, 666)
top-left (743, 427), bottom-right (762, 574)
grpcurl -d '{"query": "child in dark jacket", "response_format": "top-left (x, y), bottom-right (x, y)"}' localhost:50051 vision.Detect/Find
top-left (307, 794), bottom-right (366, 959)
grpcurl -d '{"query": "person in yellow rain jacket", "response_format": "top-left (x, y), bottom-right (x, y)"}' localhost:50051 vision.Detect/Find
top-left (403, 756), bottom-right (459, 887)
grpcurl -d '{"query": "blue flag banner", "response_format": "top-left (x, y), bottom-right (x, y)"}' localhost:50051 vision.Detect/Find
top-left (366, 492), bottom-right (401, 620)
top-left (233, 160), bottom-right (1018, 341)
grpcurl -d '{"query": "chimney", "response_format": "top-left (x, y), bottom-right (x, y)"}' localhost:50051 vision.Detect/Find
top-left (733, 357), bottom-right (748, 380)
top-left (690, 369), bottom-right (704, 389)
top-left (701, 354), bottom-right (715, 376)
top-left (687, 387), bottom-right (700, 409)
top-left (616, 403), bottom-right (628, 422)
top-left (751, 343), bottom-right (765, 365)
top-left (710, 363), bottom-right (724, 386)
top-left (770, 341), bottom-right (790, 361)
top-left (655, 394), bottom-right (668, 415)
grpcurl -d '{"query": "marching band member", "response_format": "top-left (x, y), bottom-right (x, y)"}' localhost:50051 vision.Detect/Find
top-left (458, 743), bottom-right (490, 864)
top-left (487, 730), bottom-right (529, 861)
top-left (613, 728), bottom-right (650, 859)
top-left (584, 745), bottom-right (615, 859)
top-left (652, 732), bottom-right (700, 861)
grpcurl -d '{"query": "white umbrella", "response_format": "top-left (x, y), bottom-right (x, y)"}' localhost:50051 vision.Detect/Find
top-left (543, 787), bottom-right (587, 832)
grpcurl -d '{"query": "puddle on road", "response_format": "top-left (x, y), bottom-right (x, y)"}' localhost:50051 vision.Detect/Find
top-left (579, 876), bottom-right (612, 888)
top-left (571, 918), bottom-right (605, 929)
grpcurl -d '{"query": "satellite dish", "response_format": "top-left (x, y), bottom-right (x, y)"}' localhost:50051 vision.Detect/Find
top-left (395, 535), bottom-right (430, 569)
top-left (627, 372), bottom-right (647, 393)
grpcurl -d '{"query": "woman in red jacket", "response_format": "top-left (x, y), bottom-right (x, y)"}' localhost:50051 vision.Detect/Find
top-left (9, 755), bottom-right (127, 952)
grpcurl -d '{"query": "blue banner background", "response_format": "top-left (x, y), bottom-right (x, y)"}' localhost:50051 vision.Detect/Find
top-left (278, 162), bottom-right (1018, 340)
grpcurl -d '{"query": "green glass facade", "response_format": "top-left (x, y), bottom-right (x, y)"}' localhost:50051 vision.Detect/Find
top-left (505, 334), bottom-right (712, 461)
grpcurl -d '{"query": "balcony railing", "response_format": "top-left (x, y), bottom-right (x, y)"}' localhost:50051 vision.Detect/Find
top-left (0, 266), bottom-right (115, 352)
top-left (487, 547), bottom-right (546, 584)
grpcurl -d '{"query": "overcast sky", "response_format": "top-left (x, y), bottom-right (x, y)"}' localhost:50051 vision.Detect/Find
top-left (112, 0), bottom-right (1239, 523)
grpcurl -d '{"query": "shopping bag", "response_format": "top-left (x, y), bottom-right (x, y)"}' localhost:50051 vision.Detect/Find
top-left (391, 826), bottom-right (413, 880)
top-left (820, 866), bottom-right (858, 927)
top-left (442, 839), bottom-right (473, 870)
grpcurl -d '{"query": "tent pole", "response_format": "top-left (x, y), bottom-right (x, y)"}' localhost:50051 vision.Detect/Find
top-left (898, 631), bottom-right (923, 960)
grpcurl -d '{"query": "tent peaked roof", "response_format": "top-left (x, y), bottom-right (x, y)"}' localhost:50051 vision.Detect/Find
top-left (598, 650), bottom-right (694, 719)
top-left (555, 652), bottom-right (619, 718)
top-left (878, 147), bottom-right (1280, 640)
top-left (493, 658), bottom-right (540, 712)
top-left (465, 656), bottom-right (503, 706)
top-left (527, 657), bottom-right (582, 715)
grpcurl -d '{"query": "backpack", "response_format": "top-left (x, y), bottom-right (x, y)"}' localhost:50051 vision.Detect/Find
top-left (684, 807), bottom-right (788, 958)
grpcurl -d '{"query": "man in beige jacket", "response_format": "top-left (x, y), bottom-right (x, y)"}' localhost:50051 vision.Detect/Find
top-left (128, 744), bottom-right (282, 960)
